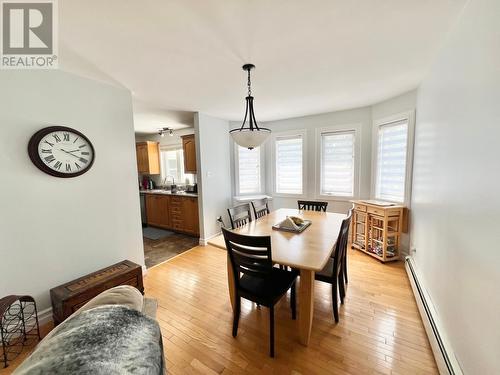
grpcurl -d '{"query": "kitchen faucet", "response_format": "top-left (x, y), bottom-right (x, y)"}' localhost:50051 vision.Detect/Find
top-left (163, 175), bottom-right (177, 193)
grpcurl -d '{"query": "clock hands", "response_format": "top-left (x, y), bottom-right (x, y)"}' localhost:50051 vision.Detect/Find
top-left (60, 149), bottom-right (81, 159)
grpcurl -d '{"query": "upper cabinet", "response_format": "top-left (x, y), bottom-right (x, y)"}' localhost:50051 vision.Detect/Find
top-left (181, 134), bottom-right (197, 173)
top-left (136, 141), bottom-right (160, 175)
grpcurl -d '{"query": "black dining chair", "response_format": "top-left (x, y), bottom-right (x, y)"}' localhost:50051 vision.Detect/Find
top-left (251, 198), bottom-right (270, 219)
top-left (227, 203), bottom-right (253, 229)
top-left (314, 210), bottom-right (352, 322)
top-left (222, 227), bottom-right (298, 358)
top-left (297, 200), bottom-right (328, 212)
top-left (342, 207), bottom-right (354, 286)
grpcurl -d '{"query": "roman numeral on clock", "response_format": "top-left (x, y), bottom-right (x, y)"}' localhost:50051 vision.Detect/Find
top-left (81, 152), bottom-right (90, 155)
top-left (79, 158), bottom-right (88, 164)
top-left (41, 149), bottom-right (52, 154)
top-left (44, 140), bottom-right (54, 147)
top-left (54, 161), bottom-right (62, 170)
top-left (53, 134), bottom-right (61, 143)
top-left (63, 133), bottom-right (70, 141)
top-left (44, 155), bottom-right (55, 163)
top-left (66, 163), bottom-right (72, 172)
top-left (75, 163), bottom-right (81, 170)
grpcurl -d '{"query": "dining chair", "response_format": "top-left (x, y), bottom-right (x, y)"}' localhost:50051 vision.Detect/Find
top-left (227, 203), bottom-right (253, 229)
top-left (251, 198), bottom-right (270, 219)
top-left (222, 227), bottom-right (298, 357)
top-left (297, 200), bottom-right (328, 212)
top-left (314, 210), bottom-right (352, 322)
top-left (342, 207), bottom-right (354, 285)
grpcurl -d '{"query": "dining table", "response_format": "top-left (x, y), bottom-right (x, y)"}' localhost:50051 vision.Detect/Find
top-left (208, 208), bottom-right (345, 346)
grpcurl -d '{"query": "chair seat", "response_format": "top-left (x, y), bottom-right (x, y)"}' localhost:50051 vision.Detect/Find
top-left (315, 258), bottom-right (334, 281)
top-left (239, 268), bottom-right (298, 306)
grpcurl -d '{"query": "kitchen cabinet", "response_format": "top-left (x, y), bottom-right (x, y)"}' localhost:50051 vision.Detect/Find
top-left (145, 194), bottom-right (170, 228)
top-left (181, 134), bottom-right (197, 173)
top-left (145, 193), bottom-right (199, 236)
top-left (136, 141), bottom-right (160, 175)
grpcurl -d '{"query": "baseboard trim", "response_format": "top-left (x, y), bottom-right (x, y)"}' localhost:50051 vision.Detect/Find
top-left (37, 306), bottom-right (53, 326)
top-left (199, 231), bottom-right (222, 247)
top-left (405, 256), bottom-right (463, 375)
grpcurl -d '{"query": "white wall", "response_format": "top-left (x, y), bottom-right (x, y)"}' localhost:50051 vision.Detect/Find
top-left (194, 113), bottom-right (232, 241)
top-left (410, 0), bottom-right (500, 373)
top-left (0, 70), bottom-right (145, 312)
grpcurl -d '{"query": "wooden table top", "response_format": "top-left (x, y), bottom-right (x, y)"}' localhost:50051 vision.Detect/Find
top-left (208, 208), bottom-right (345, 271)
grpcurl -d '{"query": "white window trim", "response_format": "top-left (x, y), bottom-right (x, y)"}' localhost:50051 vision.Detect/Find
top-left (234, 143), bottom-right (265, 196)
top-left (270, 129), bottom-right (307, 199)
top-left (315, 123), bottom-right (362, 201)
top-left (371, 110), bottom-right (415, 206)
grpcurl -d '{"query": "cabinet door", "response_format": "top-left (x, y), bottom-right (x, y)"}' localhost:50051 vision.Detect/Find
top-left (182, 197), bottom-right (199, 236)
top-left (182, 135), bottom-right (197, 173)
top-left (136, 143), bottom-right (149, 174)
top-left (146, 195), bottom-right (170, 228)
top-left (145, 195), bottom-right (161, 226)
top-left (136, 142), bottom-right (160, 175)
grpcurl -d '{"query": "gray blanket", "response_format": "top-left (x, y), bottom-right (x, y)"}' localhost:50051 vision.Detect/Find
top-left (14, 305), bottom-right (165, 375)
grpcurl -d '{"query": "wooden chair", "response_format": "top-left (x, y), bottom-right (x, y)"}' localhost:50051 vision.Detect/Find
top-left (251, 198), bottom-right (270, 219)
top-left (297, 200), bottom-right (328, 212)
top-left (342, 207), bottom-right (354, 285)
top-left (314, 210), bottom-right (352, 322)
top-left (227, 203), bottom-right (253, 229)
top-left (222, 227), bottom-right (298, 357)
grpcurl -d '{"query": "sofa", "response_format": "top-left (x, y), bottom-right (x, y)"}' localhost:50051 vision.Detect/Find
top-left (14, 286), bottom-right (165, 374)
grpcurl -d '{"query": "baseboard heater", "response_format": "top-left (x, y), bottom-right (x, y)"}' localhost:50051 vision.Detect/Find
top-left (405, 256), bottom-right (463, 375)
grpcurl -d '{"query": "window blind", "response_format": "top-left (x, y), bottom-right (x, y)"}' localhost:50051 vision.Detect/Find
top-left (321, 131), bottom-right (355, 196)
top-left (238, 146), bottom-right (261, 194)
top-left (275, 135), bottom-right (303, 194)
top-left (375, 119), bottom-right (408, 202)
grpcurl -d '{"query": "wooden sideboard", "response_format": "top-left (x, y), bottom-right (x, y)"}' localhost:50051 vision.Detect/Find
top-left (50, 260), bottom-right (143, 324)
top-left (350, 200), bottom-right (405, 262)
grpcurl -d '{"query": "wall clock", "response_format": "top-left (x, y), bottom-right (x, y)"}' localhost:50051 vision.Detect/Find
top-left (28, 126), bottom-right (95, 178)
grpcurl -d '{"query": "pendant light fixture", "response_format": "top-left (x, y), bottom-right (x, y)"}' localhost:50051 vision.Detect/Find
top-left (229, 64), bottom-right (271, 150)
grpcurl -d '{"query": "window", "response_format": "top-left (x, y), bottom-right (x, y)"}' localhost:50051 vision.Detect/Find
top-left (375, 119), bottom-right (409, 202)
top-left (320, 130), bottom-right (355, 196)
top-left (237, 146), bottom-right (261, 194)
top-left (160, 147), bottom-right (194, 184)
top-left (275, 134), bottom-right (303, 194)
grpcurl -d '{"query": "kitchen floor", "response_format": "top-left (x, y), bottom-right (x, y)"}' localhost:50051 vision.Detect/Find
top-left (143, 232), bottom-right (199, 269)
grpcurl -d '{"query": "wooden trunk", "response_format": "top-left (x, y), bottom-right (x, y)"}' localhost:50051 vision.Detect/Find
top-left (50, 260), bottom-right (144, 325)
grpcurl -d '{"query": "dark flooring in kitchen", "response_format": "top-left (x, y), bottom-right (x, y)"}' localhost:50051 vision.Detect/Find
top-left (143, 232), bottom-right (199, 269)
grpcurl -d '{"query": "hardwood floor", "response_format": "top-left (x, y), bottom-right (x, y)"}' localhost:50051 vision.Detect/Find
top-left (148, 246), bottom-right (437, 374)
top-left (1, 245), bottom-right (437, 374)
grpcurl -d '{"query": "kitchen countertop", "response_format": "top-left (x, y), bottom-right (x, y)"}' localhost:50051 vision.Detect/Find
top-left (140, 189), bottom-right (198, 198)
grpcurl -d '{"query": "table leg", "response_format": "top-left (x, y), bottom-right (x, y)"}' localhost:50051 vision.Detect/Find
top-left (299, 269), bottom-right (315, 346)
top-left (227, 254), bottom-right (236, 311)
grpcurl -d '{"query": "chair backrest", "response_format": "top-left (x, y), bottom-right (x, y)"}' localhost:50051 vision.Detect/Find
top-left (222, 228), bottom-right (273, 289)
top-left (227, 203), bottom-right (253, 229)
top-left (297, 200), bottom-right (328, 212)
top-left (330, 210), bottom-right (353, 276)
top-left (251, 198), bottom-right (270, 220)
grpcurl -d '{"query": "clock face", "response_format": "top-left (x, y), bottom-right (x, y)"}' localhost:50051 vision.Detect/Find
top-left (28, 126), bottom-right (95, 178)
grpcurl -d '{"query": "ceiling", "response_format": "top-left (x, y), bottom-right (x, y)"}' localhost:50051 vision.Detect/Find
top-left (59, 0), bottom-right (466, 133)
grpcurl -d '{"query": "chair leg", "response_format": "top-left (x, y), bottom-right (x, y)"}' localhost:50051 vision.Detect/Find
top-left (232, 297), bottom-right (241, 337)
top-left (339, 273), bottom-right (345, 305)
top-left (290, 281), bottom-right (296, 320)
top-left (332, 278), bottom-right (339, 323)
top-left (343, 253), bottom-right (348, 284)
top-left (269, 306), bottom-right (275, 357)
